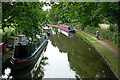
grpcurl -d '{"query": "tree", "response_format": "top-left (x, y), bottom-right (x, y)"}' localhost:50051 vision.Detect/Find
top-left (49, 2), bottom-right (120, 28)
top-left (2, 2), bottom-right (47, 39)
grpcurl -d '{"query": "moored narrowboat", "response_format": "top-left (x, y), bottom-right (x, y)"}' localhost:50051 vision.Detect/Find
top-left (10, 35), bottom-right (48, 70)
top-left (59, 24), bottom-right (75, 33)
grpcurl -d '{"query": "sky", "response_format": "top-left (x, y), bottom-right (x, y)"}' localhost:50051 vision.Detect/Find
top-left (39, 0), bottom-right (51, 11)
top-left (40, 0), bottom-right (59, 11)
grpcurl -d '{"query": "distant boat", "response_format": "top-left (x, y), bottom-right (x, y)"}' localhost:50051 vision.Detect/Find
top-left (10, 35), bottom-right (48, 70)
top-left (59, 24), bottom-right (75, 33)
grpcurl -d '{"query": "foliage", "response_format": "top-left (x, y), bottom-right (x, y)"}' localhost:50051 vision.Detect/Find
top-left (49, 2), bottom-right (120, 28)
top-left (2, 2), bottom-right (47, 41)
top-left (32, 57), bottom-right (48, 79)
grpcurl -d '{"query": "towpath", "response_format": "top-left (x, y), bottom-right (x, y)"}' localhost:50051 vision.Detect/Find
top-left (75, 29), bottom-right (119, 59)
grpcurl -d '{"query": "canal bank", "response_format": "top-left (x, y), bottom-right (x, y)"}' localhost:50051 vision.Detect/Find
top-left (48, 24), bottom-right (119, 79)
top-left (75, 29), bottom-right (120, 79)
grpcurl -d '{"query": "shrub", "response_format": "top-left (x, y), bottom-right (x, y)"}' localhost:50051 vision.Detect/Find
top-left (113, 33), bottom-right (120, 47)
top-left (84, 26), bottom-right (118, 45)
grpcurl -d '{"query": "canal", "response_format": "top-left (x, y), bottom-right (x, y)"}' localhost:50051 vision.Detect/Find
top-left (2, 27), bottom-right (118, 79)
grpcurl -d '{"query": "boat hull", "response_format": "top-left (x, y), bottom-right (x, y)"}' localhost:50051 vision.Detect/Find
top-left (10, 40), bottom-right (48, 70)
top-left (59, 27), bottom-right (75, 33)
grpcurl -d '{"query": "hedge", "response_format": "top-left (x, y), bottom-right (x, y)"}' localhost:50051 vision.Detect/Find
top-left (84, 26), bottom-right (120, 47)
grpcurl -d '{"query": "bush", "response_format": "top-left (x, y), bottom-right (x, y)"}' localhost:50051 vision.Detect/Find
top-left (85, 26), bottom-right (96, 35)
top-left (65, 23), bottom-right (81, 29)
top-left (52, 22), bottom-right (58, 25)
top-left (84, 26), bottom-right (117, 43)
top-left (74, 24), bottom-right (81, 29)
top-left (113, 33), bottom-right (120, 47)
top-left (118, 33), bottom-right (120, 47)
top-left (71, 23), bottom-right (85, 30)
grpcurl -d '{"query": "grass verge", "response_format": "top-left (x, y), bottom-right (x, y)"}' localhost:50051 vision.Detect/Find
top-left (75, 30), bottom-right (120, 79)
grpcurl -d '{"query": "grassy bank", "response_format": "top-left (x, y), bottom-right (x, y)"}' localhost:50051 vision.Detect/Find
top-left (75, 30), bottom-right (120, 79)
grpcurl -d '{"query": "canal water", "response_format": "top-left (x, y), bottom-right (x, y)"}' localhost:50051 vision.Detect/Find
top-left (2, 27), bottom-right (118, 79)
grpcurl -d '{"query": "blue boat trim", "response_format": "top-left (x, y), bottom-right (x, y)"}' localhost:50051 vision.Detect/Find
top-left (11, 39), bottom-right (47, 63)
top-left (59, 25), bottom-right (75, 33)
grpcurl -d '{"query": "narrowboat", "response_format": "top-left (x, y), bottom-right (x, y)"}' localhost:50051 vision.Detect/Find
top-left (59, 24), bottom-right (75, 33)
top-left (10, 35), bottom-right (48, 70)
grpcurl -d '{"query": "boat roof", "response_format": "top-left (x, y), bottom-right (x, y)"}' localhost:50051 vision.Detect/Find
top-left (60, 24), bottom-right (70, 27)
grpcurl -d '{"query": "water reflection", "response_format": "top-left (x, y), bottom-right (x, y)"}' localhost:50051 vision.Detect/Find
top-left (2, 67), bottom-right (12, 79)
top-left (48, 29), bottom-right (117, 79)
top-left (31, 56), bottom-right (48, 79)
top-left (43, 40), bottom-right (76, 78)
top-left (58, 29), bottom-right (73, 37)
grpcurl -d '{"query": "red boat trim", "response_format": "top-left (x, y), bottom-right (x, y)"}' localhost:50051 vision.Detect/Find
top-left (10, 39), bottom-right (48, 64)
top-left (16, 58), bottom-right (28, 63)
top-left (60, 25), bottom-right (68, 29)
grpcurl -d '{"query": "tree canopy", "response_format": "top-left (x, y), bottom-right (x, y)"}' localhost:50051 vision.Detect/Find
top-left (48, 2), bottom-right (120, 29)
top-left (2, 2), bottom-right (48, 38)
